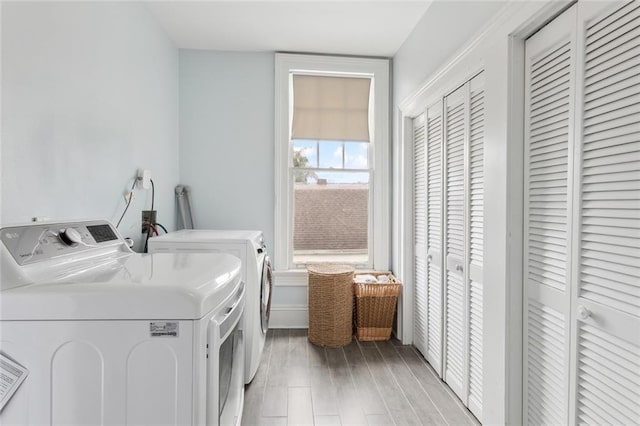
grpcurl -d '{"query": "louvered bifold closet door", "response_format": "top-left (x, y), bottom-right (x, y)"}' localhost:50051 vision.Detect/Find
top-left (425, 101), bottom-right (444, 374)
top-left (467, 73), bottom-right (484, 421)
top-left (443, 85), bottom-right (467, 400)
top-left (413, 113), bottom-right (428, 357)
top-left (413, 102), bottom-right (444, 375)
top-left (524, 5), bottom-right (577, 425)
top-left (571, 2), bottom-right (640, 424)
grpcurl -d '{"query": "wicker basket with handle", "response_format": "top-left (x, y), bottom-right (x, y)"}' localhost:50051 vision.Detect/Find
top-left (353, 272), bottom-right (402, 341)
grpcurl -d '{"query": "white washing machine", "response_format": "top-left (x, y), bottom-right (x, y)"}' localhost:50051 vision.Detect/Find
top-left (0, 220), bottom-right (245, 426)
top-left (148, 230), bottom-right (272, 384)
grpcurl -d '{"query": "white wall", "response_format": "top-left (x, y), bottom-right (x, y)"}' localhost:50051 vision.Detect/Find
top-left (178, 50), bottom-right (275, 250)
top-left (1, 2), bottom-right (179, 250)
top-left (393, 1), bottom-right (505, 109)
top-left (392, 1), bottom-right (568, 424)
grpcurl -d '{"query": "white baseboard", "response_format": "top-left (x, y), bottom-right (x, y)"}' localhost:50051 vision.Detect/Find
top-left (269, 304), bottom-right (308, 328)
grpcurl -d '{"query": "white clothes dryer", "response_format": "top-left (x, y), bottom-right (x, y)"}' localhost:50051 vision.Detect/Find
top-left (148, 230), bottom-right (272, 384)
top-left (0, 220), bottom-right (245, 426)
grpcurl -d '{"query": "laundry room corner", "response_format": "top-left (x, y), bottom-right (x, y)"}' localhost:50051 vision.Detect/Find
top-left (178, 50), bottom-right (275, 251)
top-left (0, 1), bottom-right (180, 249)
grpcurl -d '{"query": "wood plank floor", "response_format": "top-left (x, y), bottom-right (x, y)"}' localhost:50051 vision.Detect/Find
top-left (242, 329), bottom-right (480, 426)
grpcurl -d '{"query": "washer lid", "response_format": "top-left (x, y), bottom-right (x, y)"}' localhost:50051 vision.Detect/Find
top-left (0, 252), bottom-right (242, 320)
top-left (149, 229), bottom-right (263, 245)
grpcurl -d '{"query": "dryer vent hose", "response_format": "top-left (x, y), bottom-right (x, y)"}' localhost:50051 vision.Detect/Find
top-left (175, 185), bottom-right (196, 230)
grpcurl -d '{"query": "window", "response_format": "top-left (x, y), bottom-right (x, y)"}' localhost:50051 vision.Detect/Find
top-left (292, 139), bottom-right (370, 264)
top-left (275, 54), bottom-right (390, 271)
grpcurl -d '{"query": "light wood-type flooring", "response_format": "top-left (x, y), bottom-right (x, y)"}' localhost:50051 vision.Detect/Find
top-left (242, 329), bottom-right (480, 426)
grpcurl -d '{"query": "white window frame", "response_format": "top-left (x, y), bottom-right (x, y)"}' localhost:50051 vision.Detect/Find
top-left (274, 53), bottom-right (390, 273)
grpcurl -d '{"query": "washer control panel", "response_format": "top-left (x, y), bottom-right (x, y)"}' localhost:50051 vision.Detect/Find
top-left (1, 220), bottom-right (123, 266)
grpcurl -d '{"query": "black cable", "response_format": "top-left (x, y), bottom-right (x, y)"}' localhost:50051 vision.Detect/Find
top-left (116, 179), bottom-right (137, 228)
top-left (144, 179), bottom-right (155, 253)
top-left (154, 222), bottom-right (168, 234)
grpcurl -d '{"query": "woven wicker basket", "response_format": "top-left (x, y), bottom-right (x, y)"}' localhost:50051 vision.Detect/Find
top-left (307, 264), bottom-right (355, 348)
top-left (353, 272), bottom-right (402, 341)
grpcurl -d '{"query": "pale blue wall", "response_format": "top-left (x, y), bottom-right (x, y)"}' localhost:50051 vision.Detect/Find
top-left (1, 2), bottom-right (179, 250)
top-left (178, 50), bottom-right (275, 250)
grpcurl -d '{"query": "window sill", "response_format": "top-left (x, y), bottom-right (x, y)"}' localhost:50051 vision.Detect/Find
top-left (293, 251), bottom-right (368, 265)
top-left (273, 265), bottom-right (388, 287)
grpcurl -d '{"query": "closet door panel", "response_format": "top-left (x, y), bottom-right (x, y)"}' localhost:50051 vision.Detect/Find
top-left (467, 73), bottom-right (484, 420)
top-left (524, 5), bottom-right (577, 425)
top-left (576, 319), bottom-right (640, 425)
top-left (443, 85), bottom-right (467, 400)
top-left (426, 102), bottom-right (444, 374)
top-left (413, 100), bottom-right (444, 375)
top-left (413, 113), bottom-right (428, 357)
top-left (412, 77), bottom-right (484, 416)
top-left (578, 0), bottom-right (640, 316)
top-left (572, 1), bottom-right (640, 423)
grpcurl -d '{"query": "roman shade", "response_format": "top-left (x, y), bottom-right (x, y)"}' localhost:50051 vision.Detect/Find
top-left (291, 74), bottom-right (371, 142)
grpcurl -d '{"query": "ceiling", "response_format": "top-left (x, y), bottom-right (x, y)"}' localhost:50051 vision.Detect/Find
top-left (145, 1), bottom-right (433, 57)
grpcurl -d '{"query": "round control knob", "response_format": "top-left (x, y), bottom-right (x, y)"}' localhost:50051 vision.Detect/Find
top-left (58, 228), bottom-right (82, 246)
top-left (577, 305), bottom-right (592, 321)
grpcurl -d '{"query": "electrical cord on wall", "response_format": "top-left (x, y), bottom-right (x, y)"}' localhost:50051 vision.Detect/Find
top-left (154, 223), bottom-right (168, 234)
top-left (116, 179), bottom-right (138, 228)
top-left (148, 223), bottom-right (159, 236)
top-left (143, 179), bottom-right (155, 253)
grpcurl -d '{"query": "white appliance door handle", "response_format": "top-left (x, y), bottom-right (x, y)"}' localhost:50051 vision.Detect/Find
top-left (223, 283), bottom-right (245, 319)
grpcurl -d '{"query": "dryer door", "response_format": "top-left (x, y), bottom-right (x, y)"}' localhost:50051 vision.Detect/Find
top-left (260, 254), bottom-right (273, 334)
top-left (206, 282), bottom-right (245, 426)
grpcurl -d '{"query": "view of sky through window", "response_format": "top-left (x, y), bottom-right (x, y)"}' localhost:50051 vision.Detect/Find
top-left (293, 139), bottom-right (369, 183)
